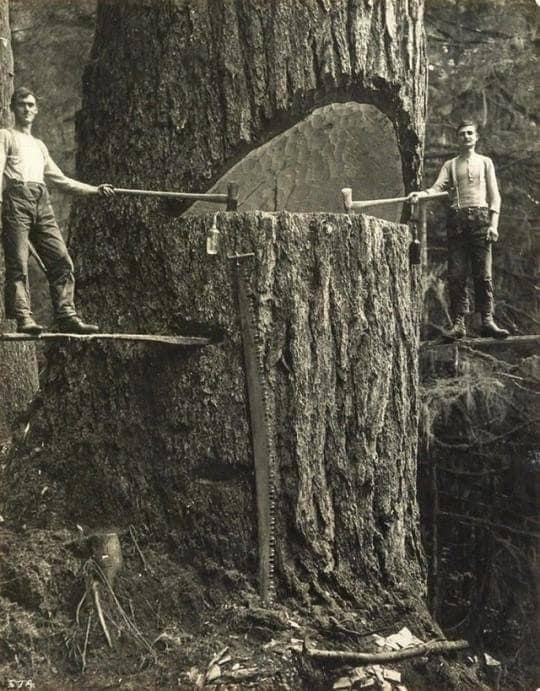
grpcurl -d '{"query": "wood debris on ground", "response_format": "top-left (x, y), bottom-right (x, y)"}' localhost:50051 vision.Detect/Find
top-left (329, 627), bottom-right (428, 690)
top-left (371, 627), bottom-right (423, 651)
top-left (181, 644), bottom-right (275, 688)
top-left (332, 664), bottom-right (404, 690)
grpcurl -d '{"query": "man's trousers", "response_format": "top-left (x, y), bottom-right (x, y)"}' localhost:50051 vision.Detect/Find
top-left (447, 206), bottom-right (494, 318)
top-left (1, 181), bottom-right (77, 320)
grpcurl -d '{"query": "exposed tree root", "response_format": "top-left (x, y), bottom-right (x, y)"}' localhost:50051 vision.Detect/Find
top-left (81, 611), bottom-right (92, 672)
top-left (92, 580), bottom-right (113, 648)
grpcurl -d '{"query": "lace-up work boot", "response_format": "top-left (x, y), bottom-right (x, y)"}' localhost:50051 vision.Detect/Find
top-left (17, 315), bottom-right (45, 335)
top-left (57, 315), bottom-right (99, 335)
top-left (446, 314), bottom-right (467, 340)
top-left (480, 313), bottom-right (509, 339)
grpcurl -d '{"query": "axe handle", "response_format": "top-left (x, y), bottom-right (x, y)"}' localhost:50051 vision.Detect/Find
top-left (341, 188), bottom-right (448, 212)
top-left (113, 182), bottom-right (239, 210)
top-left (114, 188), bottom-right (226, 202)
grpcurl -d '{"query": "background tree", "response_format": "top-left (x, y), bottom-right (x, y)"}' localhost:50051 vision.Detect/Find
top-left (0, 0), bottom-right (38, 442)
top-left (419, 1), bottom-right (539, 682)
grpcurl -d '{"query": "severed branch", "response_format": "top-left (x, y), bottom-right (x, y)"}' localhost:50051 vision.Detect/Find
top-left (303, 638), bottom-right (469, 663)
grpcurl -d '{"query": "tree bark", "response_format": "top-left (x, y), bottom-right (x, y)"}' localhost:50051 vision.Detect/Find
top-left (75, 0), bottom-right (426, 195)
top-left (3, 0), bottom-right (428, 610)
top-left (0, 0), bottom-right (38, 441)
top-left (4, 210), bottom-right (425, 606)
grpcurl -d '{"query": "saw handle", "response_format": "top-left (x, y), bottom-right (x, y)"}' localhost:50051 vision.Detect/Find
top-left (341, 188), bottom-right (448, 213)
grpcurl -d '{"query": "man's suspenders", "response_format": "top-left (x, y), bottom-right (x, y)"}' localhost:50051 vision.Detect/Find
top-left (451, 157), bottom-right (460, 208)
top-left (450, 155), bottom-right (488, 210)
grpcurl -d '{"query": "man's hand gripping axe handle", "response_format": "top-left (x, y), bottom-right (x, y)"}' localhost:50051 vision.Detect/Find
top-left (340, 187), bottom-right (448, 213)
top-left (340, 188), bottom-right (449, 267)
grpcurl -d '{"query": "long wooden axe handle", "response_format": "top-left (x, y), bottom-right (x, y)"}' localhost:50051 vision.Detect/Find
top-left (341, 188), bottom-right (448, 212)
top-left (112, 181), bottom-right (239, 210)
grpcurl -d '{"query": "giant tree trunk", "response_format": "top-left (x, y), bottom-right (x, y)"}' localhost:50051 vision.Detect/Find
top-left (3, 0), bottom-right (427, 609)
top-left (0, 0), bottom-right (38, 440)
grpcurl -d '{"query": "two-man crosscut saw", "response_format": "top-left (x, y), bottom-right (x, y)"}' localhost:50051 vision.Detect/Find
top-left (228, 252), bottom-right (276, 603)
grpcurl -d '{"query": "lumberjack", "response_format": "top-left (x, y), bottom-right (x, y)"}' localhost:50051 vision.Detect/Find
top-left (410, 119), bottom-right (509, 340)
top-left (0, 86), bottom-right (115, 335)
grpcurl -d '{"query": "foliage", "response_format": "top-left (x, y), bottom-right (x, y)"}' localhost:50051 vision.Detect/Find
top-left (419, 3), bottom-right (539, 684)
top-left (419, 349), bottom-right (539, 680)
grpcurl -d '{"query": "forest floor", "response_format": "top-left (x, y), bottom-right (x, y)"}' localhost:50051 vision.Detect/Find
top-left (0, 514), bottom-right (498, 691)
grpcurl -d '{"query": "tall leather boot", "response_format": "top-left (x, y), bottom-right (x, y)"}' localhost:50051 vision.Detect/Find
top-left (446, 314), bottom-right (466, 340)
top-left (480, 313), bottom-right (509, 339)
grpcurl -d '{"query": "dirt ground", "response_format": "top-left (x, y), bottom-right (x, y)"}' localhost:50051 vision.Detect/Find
top-left (0, 514), bottom-right (500, 691)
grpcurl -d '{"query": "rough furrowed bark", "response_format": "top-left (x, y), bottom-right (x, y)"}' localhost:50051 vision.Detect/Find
top-left (0, 0), bottom-right (39, 441)
top-left (3, 210), bottom-right (424, 607)
top-left (76, 0), bottom-right (425, 194)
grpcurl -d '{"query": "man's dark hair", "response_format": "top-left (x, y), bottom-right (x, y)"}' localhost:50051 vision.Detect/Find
top-left (456, 118), bottom-right (479, 133)
top-left (10, 87), bottom-right (36, 110)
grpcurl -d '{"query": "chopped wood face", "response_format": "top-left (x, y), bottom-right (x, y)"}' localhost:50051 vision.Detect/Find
top-left (188, 103), bottom-right (404, 223)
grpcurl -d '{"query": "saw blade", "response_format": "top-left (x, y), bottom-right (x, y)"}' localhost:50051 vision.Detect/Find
top-left (233, 257), bottom-right (276, 603)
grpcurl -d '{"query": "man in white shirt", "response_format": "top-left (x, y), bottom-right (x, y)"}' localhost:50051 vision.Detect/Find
top-left (0, 86), bottom-right (114, 334)
top-left (410, 119), bottom-right (509, 340)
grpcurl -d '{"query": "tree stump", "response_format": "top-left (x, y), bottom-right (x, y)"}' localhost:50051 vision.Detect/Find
top-left (3, 210), bottom-right (425, 607)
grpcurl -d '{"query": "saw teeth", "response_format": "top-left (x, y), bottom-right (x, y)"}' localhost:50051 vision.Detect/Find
top-left (235, 261), bottom-right (278, 603)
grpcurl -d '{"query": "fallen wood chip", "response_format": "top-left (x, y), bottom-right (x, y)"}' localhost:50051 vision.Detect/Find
top-left (207, 645), bottom-right (229, 668)
top-left (384, 627), bottom-right (423, 650)
top-left (222, 667), bottom-right (269, 682)
top-left (484, 653), bottom-right (501, 667)
top-left (350, 667), bottom-right (368, 682)
top-left (332, 677), bottom-right (352, 689)
top-left (304, 638), bottom-right (469, 664)
top-left (383, 668), bottom-right (401, 682)
top-left (205, 664), bottom-right (221, 683)
top-left (262, 639), bottom-right (280, 650)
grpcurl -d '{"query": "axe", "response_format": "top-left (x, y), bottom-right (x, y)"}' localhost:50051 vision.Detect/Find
top-left (28, 182), bottom-right (239, 275)
top-left (340, 188), bottom-right (448, 267)
top-left (340, 188), bottom-right (448, 213)
top-left (112, 181), bottom-right (239, 211)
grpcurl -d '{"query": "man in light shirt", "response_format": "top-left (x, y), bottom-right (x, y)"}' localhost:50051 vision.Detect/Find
top-left (410, 119), bottom-right (509, 340)
top-left (0, 86), bottom-right (115, 334)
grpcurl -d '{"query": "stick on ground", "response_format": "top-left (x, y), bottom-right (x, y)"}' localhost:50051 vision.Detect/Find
top-left (303, 638), bottom-right (469, 663)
